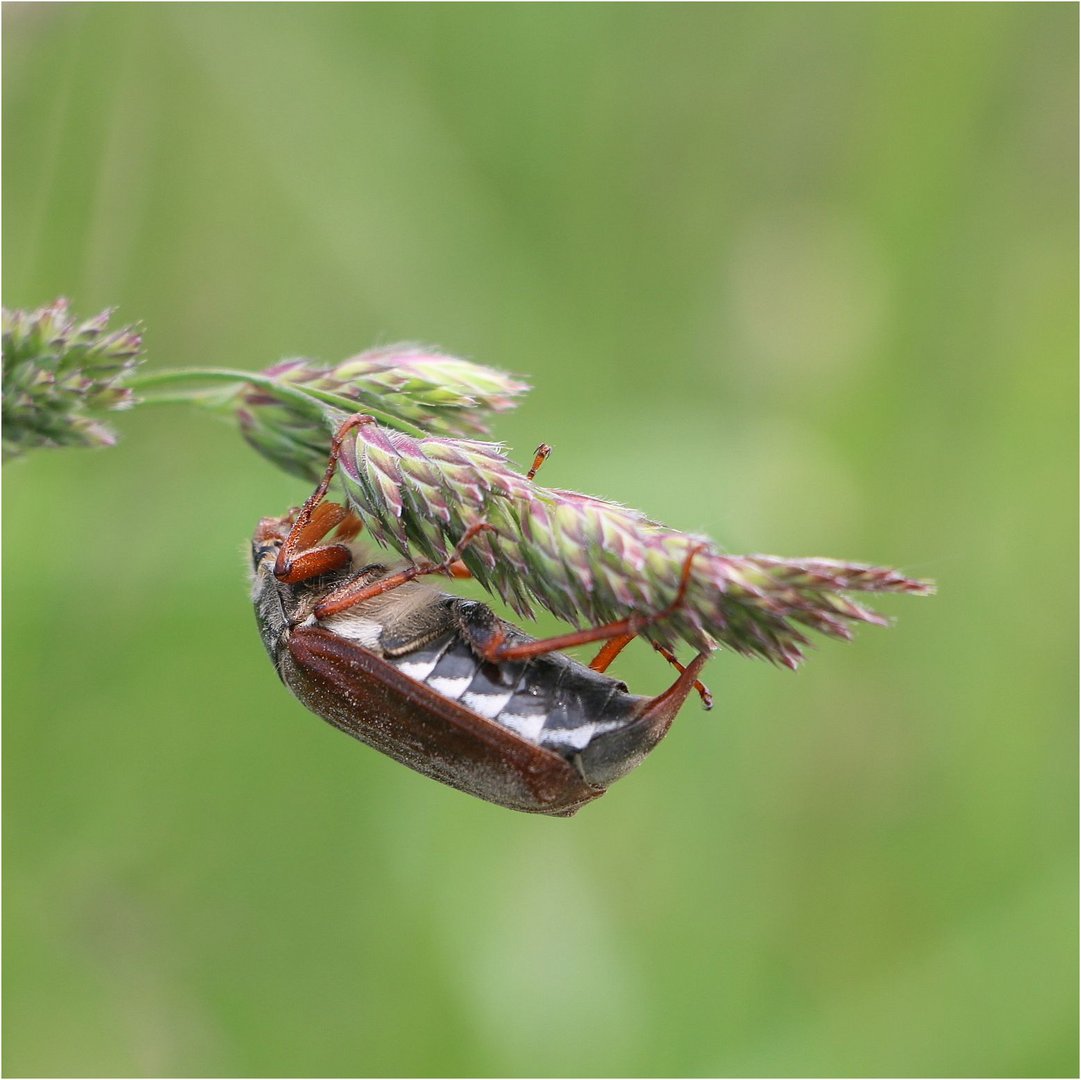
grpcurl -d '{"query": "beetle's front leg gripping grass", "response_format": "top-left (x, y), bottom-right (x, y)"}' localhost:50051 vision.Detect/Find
top-left (311, 521), bottom-right (501, 620)
top-left (273, 413), bottom-right (376, 584)
top-left (274, 501), bottom-right (354, 584)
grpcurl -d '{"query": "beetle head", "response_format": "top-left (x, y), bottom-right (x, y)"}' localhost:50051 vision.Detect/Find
top-left (251, 512), bottom-right (295, 568)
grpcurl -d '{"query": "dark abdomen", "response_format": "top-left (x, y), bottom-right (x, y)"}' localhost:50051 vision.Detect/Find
top-left (382, 622), bottom-right (653, 785)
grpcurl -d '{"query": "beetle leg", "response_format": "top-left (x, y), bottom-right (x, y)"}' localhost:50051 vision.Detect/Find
top-left (649, 642), bottom-right (713, 709)
top-left (312, 522), bottom-right (499, 620)
top-left (587, 632), bottom-right (712, 709)
top-left (635, 649), bottom-right (713, 732)
top-left (274, 501), bottom-right (354, 583)
top-left (274, 414), bottom-right (377, 583)
top-left (274, 503), bottom-right (365, 581)
top-left (588, 632), bottom-right (637, 672)
top-left (439, 520), bottom-right (494, 581)
top-left (312, 563), bottom-right (436, 617)
top-left (470, 615), bottom-right (643, 662)
top-left (468, 541), bottom-right (709, 659)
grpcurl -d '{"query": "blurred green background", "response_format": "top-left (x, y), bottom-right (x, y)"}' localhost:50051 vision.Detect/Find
top-left (3, 4), bottom-right (1076, 1077)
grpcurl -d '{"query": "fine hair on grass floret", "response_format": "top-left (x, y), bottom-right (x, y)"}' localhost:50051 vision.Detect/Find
top-left (2, 299), bottom-right (144, 460)
top-left (332, 417), bottom-right (933, 667)
top-left (234, 347), bottom-right (529, 481)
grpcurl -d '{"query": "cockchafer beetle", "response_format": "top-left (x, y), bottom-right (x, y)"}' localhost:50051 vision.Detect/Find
top-left (251, 418), bottom-right (711, 817)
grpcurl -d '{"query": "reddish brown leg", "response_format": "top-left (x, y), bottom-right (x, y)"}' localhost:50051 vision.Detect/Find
top-left (589, 633), bottom-right (637, 673)
top-left (313, 522), bottom-right (497, 620)
top-left (477, 618), bottom-right (641, 663)
top-left (275, 414), bottom-right (376, 584)
top-left (589, 633), bottom-right (712, 709)
top-left (472, 542), bottom-right (707, 664)
top-left (274, 502), bottom-right (353, 583)
top-left (651, 642), bottom-right (713, 710)
top-left (477, 615), bottom-right (713, 709)
top-left (637, 649), bottom-right (712, 729)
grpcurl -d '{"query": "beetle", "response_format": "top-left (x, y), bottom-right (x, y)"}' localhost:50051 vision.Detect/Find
top-left (251, 417), bottom-right (711, 816)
